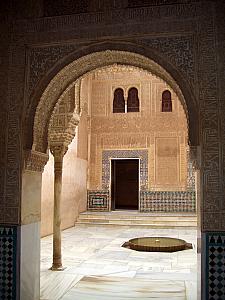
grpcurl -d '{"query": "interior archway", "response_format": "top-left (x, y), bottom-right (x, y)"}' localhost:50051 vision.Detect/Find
top-left (26, 49), bottom-right (200, 299)
top-left (29, 48), bottom-right (199, 154)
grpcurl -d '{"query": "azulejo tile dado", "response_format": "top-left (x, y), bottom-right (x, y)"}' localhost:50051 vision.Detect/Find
top-left (87, 190), bottom-right (196, 213)
top-left (205, 232), bottom-right (225, 300)
top-left (140, 191), bottom-right (196, 212)
top-left (0, 225), bottom-right (18, 300)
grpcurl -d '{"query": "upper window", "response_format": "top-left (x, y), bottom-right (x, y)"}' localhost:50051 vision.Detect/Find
top-left (162, 90), bottom-right (172, 112)
top-left (113, 88), bottom-right (125, 113)
top-left (127, 87), bottom-right (139, 112)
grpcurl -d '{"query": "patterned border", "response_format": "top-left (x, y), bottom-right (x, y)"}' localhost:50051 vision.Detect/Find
top-left (140, 191), bottom-right (196, 212)
top-left (88, 190), bottom-right (109, 211)
top-left (206, 232), bottom-right (225, 300)
top-left (0, 225), bottom-right (18, 300)
top-left (102, 149), bottom-right (148, 190)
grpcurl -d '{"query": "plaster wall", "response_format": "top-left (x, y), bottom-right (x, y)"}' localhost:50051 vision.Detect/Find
top-left (85, 67), bottom-right (188, 191)
top-left (41, 126), bottom-right (87, 237)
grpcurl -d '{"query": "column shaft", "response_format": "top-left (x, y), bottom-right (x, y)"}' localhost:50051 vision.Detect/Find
top-left (52, 159), bottom-right (63, 269)
top-left (50, 145), bottom-right (67, 271)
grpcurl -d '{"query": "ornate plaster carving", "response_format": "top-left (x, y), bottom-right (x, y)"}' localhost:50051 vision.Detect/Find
top-left (135, 36), bottom-right (196, 87)
top-left (28, 44), bottom-right (79, 94)
top-left (33, 50), bottom-right (189, 153)
top-left (24, 150), bottom-right (49, 172)
top-left (48, 81), bottom-right (80, 150)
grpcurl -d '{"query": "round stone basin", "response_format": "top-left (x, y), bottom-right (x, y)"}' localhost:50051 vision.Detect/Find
top-left (128, 237), bottom-right (187, 252)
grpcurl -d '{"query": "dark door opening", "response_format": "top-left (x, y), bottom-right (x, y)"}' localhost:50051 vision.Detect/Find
top-left (111, 159), bottom-right (139, 210)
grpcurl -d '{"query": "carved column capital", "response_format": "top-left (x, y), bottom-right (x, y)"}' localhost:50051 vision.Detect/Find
top-left (189, 145), bottom-right (201, 170)
top-left (50, 144), bottom-right (68, 162)
top-left (24, 150), bottom-right (49, 172)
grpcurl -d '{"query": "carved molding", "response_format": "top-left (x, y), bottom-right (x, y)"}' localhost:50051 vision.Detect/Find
top-left (24, 150), bottom-right (49, 172)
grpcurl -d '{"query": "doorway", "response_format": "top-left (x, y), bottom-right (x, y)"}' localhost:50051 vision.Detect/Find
top-left (111, 159), bottom-right (139, 210)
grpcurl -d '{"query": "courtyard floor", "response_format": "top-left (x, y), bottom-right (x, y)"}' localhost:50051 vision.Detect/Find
top-left (40, 225), bottom-right (197, 300)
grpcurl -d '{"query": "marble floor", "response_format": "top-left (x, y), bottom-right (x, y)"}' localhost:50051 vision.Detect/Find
top-left (40, 225), bottom-right (197, 300)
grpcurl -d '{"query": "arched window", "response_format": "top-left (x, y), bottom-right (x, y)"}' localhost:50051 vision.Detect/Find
top-left (113, 88), bottom-right (125, 113)
top-left (162, 90), bottom-right (172, 112)
top-left (127, 87), bottom-right (139, 112)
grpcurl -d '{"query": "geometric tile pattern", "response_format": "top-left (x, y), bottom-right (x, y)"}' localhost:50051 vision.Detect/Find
top-left (140, 191), bottom-right (196, 212)
top-left (102, 149), bottom-right (148, 190)
top-left (88, 190), bottom-right (109, 211)
top-left (0, 226), bottom-right (18, 300)
top-left (206, 233), bottom-right (225, 300)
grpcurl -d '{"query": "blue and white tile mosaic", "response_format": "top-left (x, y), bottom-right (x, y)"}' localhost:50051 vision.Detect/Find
top-left (102, 149), bottom-right (148, 190)
top-left (206, 232), bottom-right (225, 300)
top-left (140, 191), bottom-right (196, 212)
top-left (88, 190), bottom-right (109, 211)
top-left (0, 225), bottom-right (18, 300)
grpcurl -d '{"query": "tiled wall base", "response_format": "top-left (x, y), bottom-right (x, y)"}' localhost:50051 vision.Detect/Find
top-left (0, 225), bottom-right (19, 300)
top-left (87, 190), bottom-right (196, 212)
top-left (205, 232), bottom-right (225, 300)
top-left (140, 191), bottom-right (196, 212)
top-left (88, 190), bottom-right (109, 211)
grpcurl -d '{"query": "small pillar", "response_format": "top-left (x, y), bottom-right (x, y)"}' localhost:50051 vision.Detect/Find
top-left (50, 144), bottom-right (67, 271)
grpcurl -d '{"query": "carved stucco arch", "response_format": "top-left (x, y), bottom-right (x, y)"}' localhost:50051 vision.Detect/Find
top-left (32, 49), bottom-right (198, 153)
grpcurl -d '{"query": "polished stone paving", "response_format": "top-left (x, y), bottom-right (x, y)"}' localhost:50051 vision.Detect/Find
top-left (40, 225), bottom-right (197, 299)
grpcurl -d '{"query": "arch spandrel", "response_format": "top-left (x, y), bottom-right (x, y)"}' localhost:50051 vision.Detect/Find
top-left (31, 49), bottom-right (198, 153)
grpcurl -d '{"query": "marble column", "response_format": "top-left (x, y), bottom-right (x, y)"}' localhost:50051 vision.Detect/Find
top-left (50, 144), bottom-right (67, 271)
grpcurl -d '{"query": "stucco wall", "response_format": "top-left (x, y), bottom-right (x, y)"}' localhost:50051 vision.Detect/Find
top-left (85, 66), bottom-right (188, 191)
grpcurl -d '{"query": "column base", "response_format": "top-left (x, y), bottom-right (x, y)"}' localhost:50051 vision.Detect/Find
top-left (49, 265), bottom-right (66, 271)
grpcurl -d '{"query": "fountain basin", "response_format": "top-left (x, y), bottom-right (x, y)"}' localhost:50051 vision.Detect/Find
top-left (127, 237), bottom-right (189, 252)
